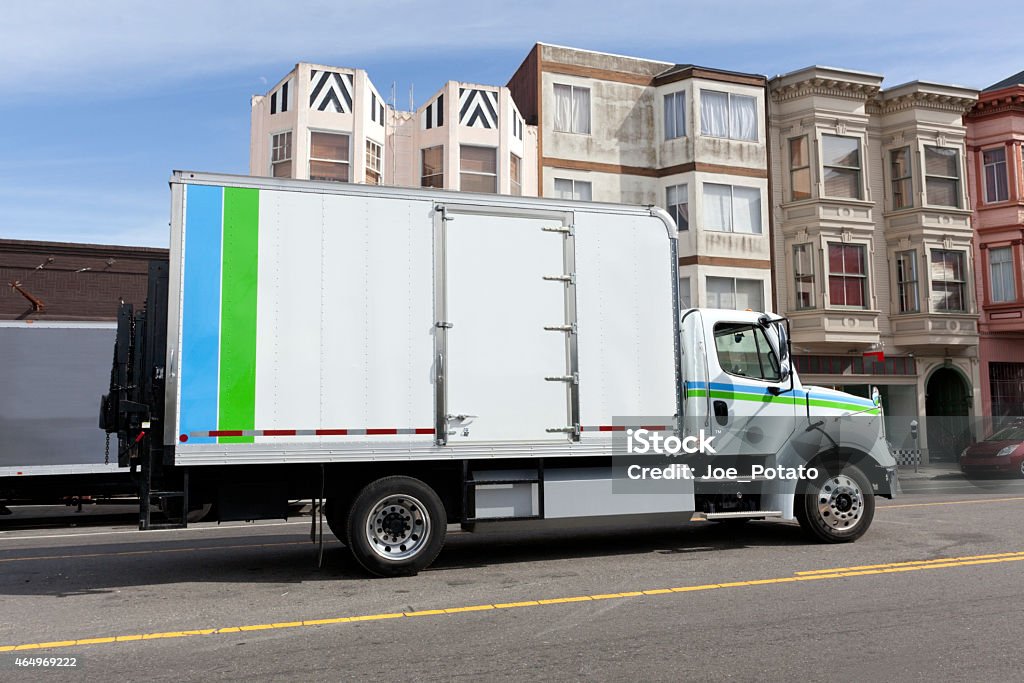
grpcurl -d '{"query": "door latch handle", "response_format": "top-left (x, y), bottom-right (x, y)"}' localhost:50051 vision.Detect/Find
top-left (713, 400), bottom-right (729, 427)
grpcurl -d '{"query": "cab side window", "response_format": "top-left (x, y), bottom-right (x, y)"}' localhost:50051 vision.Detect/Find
top-left (713, 323), bottom-right (781, 381)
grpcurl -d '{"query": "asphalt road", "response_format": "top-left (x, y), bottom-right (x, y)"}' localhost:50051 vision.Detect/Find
top-left (1, 474), bottom-right (1023, 681)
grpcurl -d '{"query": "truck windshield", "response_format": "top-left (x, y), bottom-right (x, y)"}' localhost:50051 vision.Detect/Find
top-left (713, 323), bottom-right (781, 381)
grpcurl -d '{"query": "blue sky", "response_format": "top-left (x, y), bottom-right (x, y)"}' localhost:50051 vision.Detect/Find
top-left (2, 0), bottom-right (1022, 247)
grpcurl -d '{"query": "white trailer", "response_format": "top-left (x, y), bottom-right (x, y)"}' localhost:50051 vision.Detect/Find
top-left (101, 171), bottom-right (898, 576)
top-left (1, 321), bottom-right (133, 510)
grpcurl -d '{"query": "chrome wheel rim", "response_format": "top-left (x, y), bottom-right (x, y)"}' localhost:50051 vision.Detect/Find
top-left (815, 474), bottom-right (864, 532)
top-left (364, 494), bottom-right (431, 561)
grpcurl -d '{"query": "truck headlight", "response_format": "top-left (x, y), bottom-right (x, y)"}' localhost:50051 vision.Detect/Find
top-left (996, 445), bottom-right (1020, 457)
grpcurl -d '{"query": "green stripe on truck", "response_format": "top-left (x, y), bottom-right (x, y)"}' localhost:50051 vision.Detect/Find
top-left (218, 187), bottom-right (260, 444)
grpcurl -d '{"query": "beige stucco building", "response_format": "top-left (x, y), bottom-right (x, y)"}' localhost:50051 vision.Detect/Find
top-left (768, 67), bottom-right (979, 461)
top-left (508, 44), bottom-right (772, 310)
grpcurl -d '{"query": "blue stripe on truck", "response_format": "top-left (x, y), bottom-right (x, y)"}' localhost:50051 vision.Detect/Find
top-left (180, 185), bottom-right (223, 445)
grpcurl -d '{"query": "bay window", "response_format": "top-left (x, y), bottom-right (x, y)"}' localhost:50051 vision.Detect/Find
top-left (700, 90), bottom-right (757, 141)
top-left (792, 243), bottom-right (815, 309)
top-left (702, 183), bottom-right (761, 234)
top-left (309, 131), bottom-right (350, 182)
top-left (989, 246), bottom-right (1016, 303)
top-left (789, 137), bottom-right (811, 201)
top-left (924, 147), bottom-right (961, 207)
top-left (930, 249), bottom-right (966, 312)
top-left (664, 91), bottom-right (686, 140)
top-left (983, 148), bottom-right (1009, 203)
top-left (666, 184), bottom-right (689, 230)
top-left (895, 250), bottom-right (919, 313)
top-left (822, 135), bottom-right (862, 199)
top-left (707, 276), bottom-right (764, 311)
top-left (827, 243), bottom-right (867, 308)
top-left (890, 147), bottom-right (912, 209)
top-left (459, 145), bottom-right (497, 193)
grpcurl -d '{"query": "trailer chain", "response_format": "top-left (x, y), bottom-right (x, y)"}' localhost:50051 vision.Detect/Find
top-left (105, 432), bottom-right (110, 466)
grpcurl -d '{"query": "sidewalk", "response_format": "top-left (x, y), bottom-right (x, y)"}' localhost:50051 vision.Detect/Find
top-left (896, 462), bottom-right (963, 481)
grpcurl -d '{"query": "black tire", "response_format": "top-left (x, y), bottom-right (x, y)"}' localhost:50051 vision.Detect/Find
top-left (346, 476), bottom-right (446, 577)
top-left (795, 463), bottom-right (875, 543)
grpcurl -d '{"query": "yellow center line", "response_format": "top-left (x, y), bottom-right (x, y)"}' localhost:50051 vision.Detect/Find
top-left (0, 540), bottom-right (316, 564)
top-left (795, 550), bottom-right (1024, 575)
top-left (2, 548), bottom-right (1022, 653)
top-left (877, 496), bottom-right (1024, 510)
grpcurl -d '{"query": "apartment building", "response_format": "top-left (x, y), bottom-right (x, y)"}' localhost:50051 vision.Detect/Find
top-left (250, 63), bottom-right (538, 195)
top-left (507, 44), bottom-right (772, 310)
top-left (964, 70), bottom-right (1024, 424)
top-left (768, 67), bottom-right (979, 461)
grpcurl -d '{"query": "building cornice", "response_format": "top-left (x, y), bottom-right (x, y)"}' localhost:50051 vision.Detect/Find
top-left (771, 77), bottom-right (880, 103)
top-left (872, 90), bottom-right (978, 116)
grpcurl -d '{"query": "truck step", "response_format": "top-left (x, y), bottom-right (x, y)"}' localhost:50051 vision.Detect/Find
top-left (697, 510), bottom-right (783, 520)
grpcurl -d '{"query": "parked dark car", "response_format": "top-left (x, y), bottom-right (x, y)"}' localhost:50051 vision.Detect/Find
top-left (959, 423), bottom-right (1024, 478)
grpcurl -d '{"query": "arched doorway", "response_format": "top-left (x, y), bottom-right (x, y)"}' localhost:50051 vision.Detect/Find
top-left (925, 367), bottom-right (972, 462)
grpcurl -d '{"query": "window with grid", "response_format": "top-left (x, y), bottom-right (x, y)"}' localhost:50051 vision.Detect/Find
top-left (365, 139), bottom-right (382, 185)
top-left (924, 146), bottom-right (961, 207)
top-left (309, 132), bottom-right (350, 182)
top-left (666, 184), bottom-right (688, 230)
top-left (984, 148), bottom-right (1009, 203)
top-left (930, 249), bottom-right (966, 312)
top-left (459, 145), bottom-right (497, 193)
top-left (990, 362), bottom-right (1024, 419)
top-left (664, 91), bottom-right (686, 140)
top-left (896, 250), bottom-right (920, 313)
top-left (822, 135), bottom-right (862, 199)
top-left (703, 183), bottom-right (761, 233)
top-left (789, 137), bottom-right (811, 200)
top-left (553, 84), bottom-right (591, 134)
top-left (793, 243), bottom-right (815, 309)
top-left (700, 90), bottom-right (757, 141)
top-left (827, 243), bottom-right (867, 308)
top-left (890, 147), bottom-right (912, 209)
top-left (421, 146), bottom-right (443, 188)
top-left (271, 131), bottom-right (292, 178)
top-left (510, 153), bottom-right (522, 196)
top-left (553, 178), bottom-right (592, 201)
top-left (989, 246), bottom-right (1016, 303)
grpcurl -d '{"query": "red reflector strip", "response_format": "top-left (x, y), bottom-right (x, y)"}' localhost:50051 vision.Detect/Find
top-left (186, 428), bottom-right (436, 438)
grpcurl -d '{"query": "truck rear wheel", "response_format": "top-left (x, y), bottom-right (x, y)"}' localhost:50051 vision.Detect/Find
top-left (346, 476), bottom-right (446, 577)
top-left (795, 463), bottom-right (874, 543)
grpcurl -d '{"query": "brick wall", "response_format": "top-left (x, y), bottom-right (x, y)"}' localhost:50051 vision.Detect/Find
top-left (0, 239), bottom-right (168, 321)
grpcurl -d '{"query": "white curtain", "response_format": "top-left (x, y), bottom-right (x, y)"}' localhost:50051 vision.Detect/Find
top-left (665, 92), bottom-right (684, 139)
top-left (572, 87), bottom-right (590, 134)
top-left (735, 279), bottom-right (764, 311)
top-left (703, 183), bottom-right (732, 231)
top-left (553, 178), bottom-right (574, 200)
top-left (991, 248), bottom-right (1016, 302)
top-left (700, 90), bottom-right (729, 137)
top-left (574, 180), bottom-right (592, 201)
top-left (732, 186), bottom-right (761, 234)
top-left (730, 95), bottom-right (757, 141)
top-left (706, 276), bottom-right (733, 309)
top-left (554, 84), bottom-right (572, 132)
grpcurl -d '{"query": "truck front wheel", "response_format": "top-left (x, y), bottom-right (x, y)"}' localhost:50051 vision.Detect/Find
top-left (346, 476), bottom-right (446, 577)
top-left (795, 464), bottom-right (875, 543)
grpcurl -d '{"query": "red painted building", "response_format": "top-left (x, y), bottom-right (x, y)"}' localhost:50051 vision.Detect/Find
top-left (965, 71), bottom-right (1024, 423)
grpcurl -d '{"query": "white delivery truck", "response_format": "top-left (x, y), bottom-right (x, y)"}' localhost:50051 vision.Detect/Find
top-left (100, 171), bottom-right (898, 576)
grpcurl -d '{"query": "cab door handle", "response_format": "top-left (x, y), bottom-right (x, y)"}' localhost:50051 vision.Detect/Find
top-left (713, 400), bottom-right (729, 426)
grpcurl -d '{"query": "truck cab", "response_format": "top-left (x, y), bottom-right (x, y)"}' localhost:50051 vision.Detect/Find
top-left (680, 307), bottom-right (899, 541)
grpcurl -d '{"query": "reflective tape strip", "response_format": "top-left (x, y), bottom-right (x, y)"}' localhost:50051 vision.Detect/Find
top-left (579, 425), bottom-right (672, 432)
top-left (187, 428), bottom-right (435, 438)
